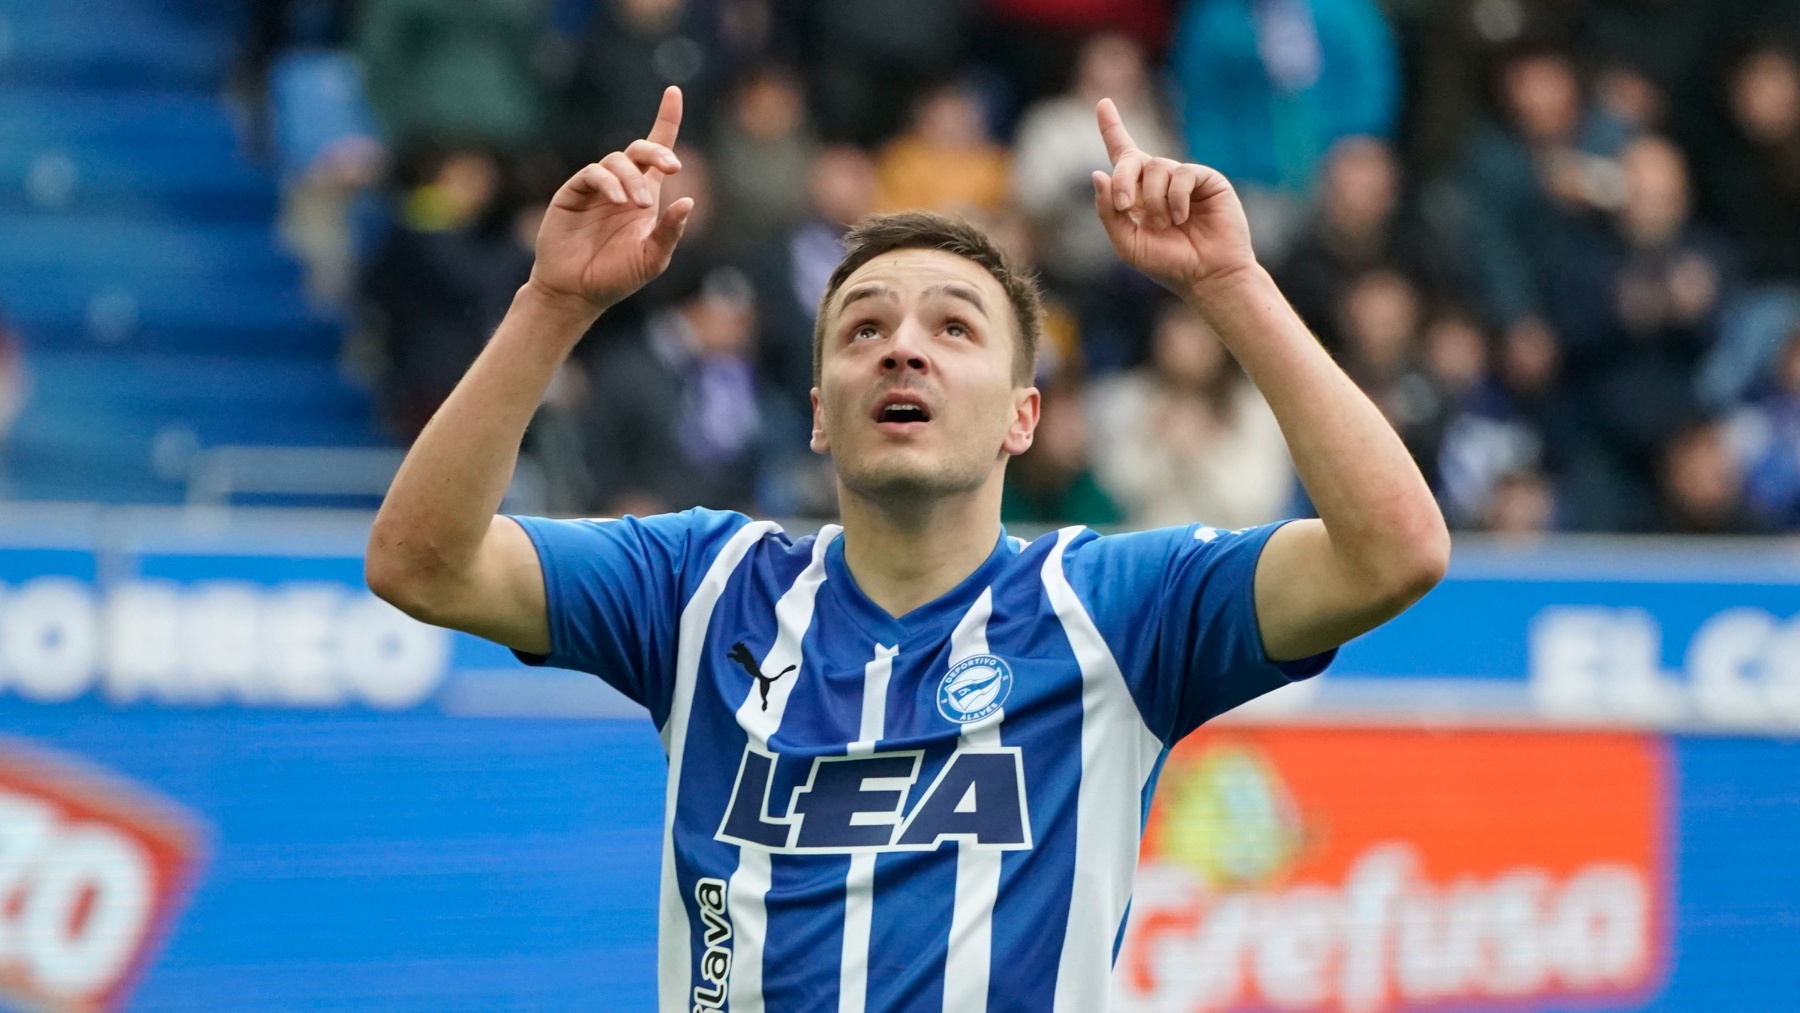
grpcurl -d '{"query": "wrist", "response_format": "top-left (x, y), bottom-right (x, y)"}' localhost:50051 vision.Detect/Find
top-left (1182, 262), bottom-right (1275, 311)
top-left (518, 277), bottom-right (607, 328)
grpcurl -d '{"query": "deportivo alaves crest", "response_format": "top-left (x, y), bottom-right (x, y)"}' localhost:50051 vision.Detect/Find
top-left (937, 654), bottom-right (1014, 724)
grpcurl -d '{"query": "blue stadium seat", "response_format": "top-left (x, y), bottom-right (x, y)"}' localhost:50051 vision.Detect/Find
top-left (0, 3), bottom-right (240, 90)
top-left (0, 0), bottom-right (383, 504)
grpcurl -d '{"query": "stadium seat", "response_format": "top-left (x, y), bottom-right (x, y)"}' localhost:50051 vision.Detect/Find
top-left (0, 0), bottom-right (384, 504)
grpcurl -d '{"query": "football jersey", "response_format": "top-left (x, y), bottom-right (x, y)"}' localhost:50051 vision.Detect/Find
top-left (508, 508), bottom-right (1333, 1013)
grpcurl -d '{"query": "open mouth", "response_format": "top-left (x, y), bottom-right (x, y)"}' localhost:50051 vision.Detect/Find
top-left (873, 393), bottom-right (933, 426)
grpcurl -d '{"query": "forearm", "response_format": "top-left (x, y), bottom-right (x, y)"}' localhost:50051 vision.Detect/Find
top-left (1187, 267), bottom-right (1447, 583)
top-left (368, 282), bottom-right (598, 584)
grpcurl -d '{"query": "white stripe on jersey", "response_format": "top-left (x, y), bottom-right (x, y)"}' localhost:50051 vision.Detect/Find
top-left (942, 588), bottom-right (1001, 1013)
top-left (728, 526), bottom-right (840, 1013)
top-left (839, 642), bottom-right (900, 1013)
top-left (659, 520), bottom-right (783, 1013)
top-left (1042, 527), bottom-right (1166, 1013)
top-left (852, 644), bottom-right (898, 754)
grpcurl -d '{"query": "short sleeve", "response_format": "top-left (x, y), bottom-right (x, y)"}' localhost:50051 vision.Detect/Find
top-left (505, 508), bottom-right (754, 727)
top-left (1062, 521), bottom-right (1335, 744)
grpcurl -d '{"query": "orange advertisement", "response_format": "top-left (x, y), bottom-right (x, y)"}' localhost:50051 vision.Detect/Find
top-left (1117, 727), bottom-right (1668, 1013)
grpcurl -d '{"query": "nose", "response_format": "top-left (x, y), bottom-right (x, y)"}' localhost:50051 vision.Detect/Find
top-left (882, 318), bottom-right (930, 374)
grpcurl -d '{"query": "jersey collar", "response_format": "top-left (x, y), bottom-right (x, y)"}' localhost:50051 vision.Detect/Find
top-left (824, 527), bottom-right (1018, 639)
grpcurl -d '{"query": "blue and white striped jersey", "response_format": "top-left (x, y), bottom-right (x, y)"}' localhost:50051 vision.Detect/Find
top-left (509, 508), bottom-right (1333, 1013)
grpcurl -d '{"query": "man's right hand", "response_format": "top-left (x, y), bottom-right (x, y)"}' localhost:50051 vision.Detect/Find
top-left (527, 85), bottom-right (693, 313)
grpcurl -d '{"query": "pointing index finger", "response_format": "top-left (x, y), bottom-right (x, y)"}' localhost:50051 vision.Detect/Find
top-left (647, 86), bottom-right (683, 149)
top-left (1096, 98), bottom-right (1138, 165)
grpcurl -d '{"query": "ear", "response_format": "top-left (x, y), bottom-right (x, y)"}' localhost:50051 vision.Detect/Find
top-left (1000, 386), bottom-right (1041, 457)
top-left (809, 387), bottom-right (831, 455)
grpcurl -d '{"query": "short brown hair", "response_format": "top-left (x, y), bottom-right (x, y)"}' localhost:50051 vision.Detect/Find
top-left (813, 211), bottom-right (1044, 386)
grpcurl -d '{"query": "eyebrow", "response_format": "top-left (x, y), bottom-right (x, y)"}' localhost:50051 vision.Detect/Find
top-left (836, 282), bottom-right (989, 316)
top-left (837, 283), bottom-right (895, 313)
top-left (924, 283), bottom-right (988, 315)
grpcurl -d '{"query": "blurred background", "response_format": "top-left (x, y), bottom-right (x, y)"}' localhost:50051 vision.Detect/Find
top-left (0, 0), bottom-right (1796, 1010)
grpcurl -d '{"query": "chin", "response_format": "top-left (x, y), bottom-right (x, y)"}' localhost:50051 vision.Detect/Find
top-left (838, 454), bottom-right (987, 504)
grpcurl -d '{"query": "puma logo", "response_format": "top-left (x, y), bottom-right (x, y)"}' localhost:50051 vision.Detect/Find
top-left (727, 642), bottom-right (796, 712)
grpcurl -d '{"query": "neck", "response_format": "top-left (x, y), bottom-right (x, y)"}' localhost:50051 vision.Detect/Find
top-left (835, 473), bottom-right (1006, 618)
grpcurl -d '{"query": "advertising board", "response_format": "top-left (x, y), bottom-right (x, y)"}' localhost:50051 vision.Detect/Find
top-left (0, 740), bottom-right (203, 1013)
top-left (0, 509), bottom-right (1792, 1010)
top-left (1117, 728), bottom-right (1666, 1013)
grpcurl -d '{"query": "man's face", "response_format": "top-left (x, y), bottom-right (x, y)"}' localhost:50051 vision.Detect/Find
top-left (811, 249), bottom-right (1038, 503)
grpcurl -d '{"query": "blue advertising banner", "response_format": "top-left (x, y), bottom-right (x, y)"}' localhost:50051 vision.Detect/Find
top-left (0, 707), bottom-right (666, 1012)
top-left (1332, 540), bottom-right (1800, 730)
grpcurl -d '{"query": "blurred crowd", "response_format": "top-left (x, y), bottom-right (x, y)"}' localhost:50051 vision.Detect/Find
top-left (241, 0), bottom-right (1800, 536)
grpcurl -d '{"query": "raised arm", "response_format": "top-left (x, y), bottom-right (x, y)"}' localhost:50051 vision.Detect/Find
top-left (1089, 99), bottom-right (1449, 661)
top-left (364, 87), bottom-right (694, 654)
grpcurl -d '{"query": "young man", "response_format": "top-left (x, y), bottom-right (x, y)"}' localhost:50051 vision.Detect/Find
top-left (366, 87), bottom-right (1448, 1012)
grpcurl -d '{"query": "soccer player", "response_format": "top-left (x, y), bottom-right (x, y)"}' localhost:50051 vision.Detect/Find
top-left (366, 86), bottom-right (1449, 1012)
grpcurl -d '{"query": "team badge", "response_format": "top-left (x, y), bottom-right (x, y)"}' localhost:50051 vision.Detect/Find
top-left (937, 654), bottom-right (1014, 724)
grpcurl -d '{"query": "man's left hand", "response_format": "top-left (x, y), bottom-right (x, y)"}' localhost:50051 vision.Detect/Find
top-left (1091, 98), bottom-right (1259, 299)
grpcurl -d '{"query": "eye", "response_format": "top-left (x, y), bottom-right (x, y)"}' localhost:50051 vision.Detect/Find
top-left (851, 323), bottom-right (881, 341)
top-left (945, 320), bottom-right (971, 339)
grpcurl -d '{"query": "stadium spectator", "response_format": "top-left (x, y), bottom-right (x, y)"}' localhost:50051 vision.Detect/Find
top-left (1418, 307), bottom-right (1510, 520)
top-left (1418, 306), bottom-right (1495, 497)
top-left (1456, 43), bottom-right (1632, 334)
top-left (801, 0), bottom-right (976, 144)
top-left (786, 148), bottom-right (879, 318)
top-left (1705, 39), bottom-right (1800, 288)
top-left (1275, 135), bottom-right (1456, 353)
top-left (1436, 314), bottom-right (1580, 529)
top-left (1483, 467), bottom-right (1558, 537)
top-left (1574, 2), bottom-right (1712, 128)
top-left (1548, 135), bottom-right (1734, 529)
top-left (1008, 31), bottom-right (1180, 370)
top-left (712, 66), bottom-right (819, 255)
top-left (355, 0), bottom-right (549, 152)
top-left (1397, 0), bottom-right (1589, 171)
top-left (359, 149), bottom-right (532, 441)
top-left (1420, 305), bottom-right (1490, 404)
top-left (1335, 269), bottom-right (1452, 486)
top-left (1088, 301), bottom-right (1291, 530)
top-left (1012, 33), bottom-right (1180, 293)
top-left (872, 83), bottom-right (1011, 217)
top-left (1001, 379), bottom-right (1123, 526)
top-left (1727, 325), bottom-right (1800, 529)
top-left (981, 0), bottom-right (1171, 111)
top-left (559, 0), bottom-right (726, 159)
top-left (268, 42), bottom-right (386, 307)
top-left (1659, 419), bottom-right (1768, 534)
top-left (1693, 40), bottom-right (1800, 410)
top-left (1168, 0), bottom-right (1400, 259)
top-left (577, 262), bottom-right (779, 516)
top-left (1588, 59), bottom-right (1669, 138)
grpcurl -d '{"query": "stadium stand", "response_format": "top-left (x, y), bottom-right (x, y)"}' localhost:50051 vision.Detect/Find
top-left (0, 0), bottom-right (383, 503)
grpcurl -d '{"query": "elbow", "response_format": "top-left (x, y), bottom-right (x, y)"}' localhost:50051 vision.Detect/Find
top-left (1342, 498), bottom-right (1449, 617)
top-left (364, 531), bottom-right (443, 622)
top-left (363, 550), bottom-right (408, 610)
top-left (1380, 504), bottom-right (1451, 608)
